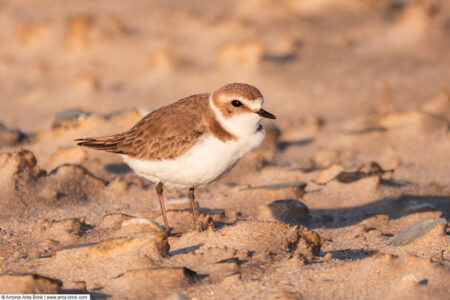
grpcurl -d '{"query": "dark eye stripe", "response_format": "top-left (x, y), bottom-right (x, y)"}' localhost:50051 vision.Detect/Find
top-left (231, 100), bottom-right (241, 107)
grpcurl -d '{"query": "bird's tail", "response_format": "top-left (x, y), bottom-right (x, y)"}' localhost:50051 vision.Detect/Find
top-left (75, 134), bottom-right (127, 154)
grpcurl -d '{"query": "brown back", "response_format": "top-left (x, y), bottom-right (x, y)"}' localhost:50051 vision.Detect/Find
top-left (76, 94), bottom-right (235, 160)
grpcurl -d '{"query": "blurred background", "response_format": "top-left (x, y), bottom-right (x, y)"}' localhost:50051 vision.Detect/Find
top-left (0, 0), bottom-right (449, 132)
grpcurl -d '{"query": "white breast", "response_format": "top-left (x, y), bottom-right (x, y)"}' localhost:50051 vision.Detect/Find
top-left (122, 129), bottom-right (265, 190)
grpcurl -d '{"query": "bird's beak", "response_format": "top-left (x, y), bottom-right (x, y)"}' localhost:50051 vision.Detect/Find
top-left (256, 108), bottom-right (276, 119)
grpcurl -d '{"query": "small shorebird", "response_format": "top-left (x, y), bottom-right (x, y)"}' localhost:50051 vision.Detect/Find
top-left (76, 83), bottom-right (275, 232)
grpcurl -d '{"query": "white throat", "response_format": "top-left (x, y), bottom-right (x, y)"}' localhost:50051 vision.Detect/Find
top-left (209, 95), bottom-right (262, 138)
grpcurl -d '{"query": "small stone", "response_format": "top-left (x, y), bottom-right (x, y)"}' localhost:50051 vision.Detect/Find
top-left (99, 213), bottom-right (133, 230)
top-left (88, 234), bottom-right (169, 258)
top-left (335, 162), bottom-right (391, 184)
top-left (108, 267), bottom-right (197, 299)
top-left (258, 199), bottom-right (309, 225)
top-left (315, 165), bottom-right (344, 184)
top-left (56, 232), bottom-right (169, 260)
top-left (117, 217), bottom-right (164, 236)
top-left (48, 146), bottom-right (87, 169)
top-left (0, 274), bottom-right (61, 293)
top-left (47, 164), bottom-right (106, 199)
top-left (53, 108), bottom-right (90, 128)
top-left (39, 232), bottom-right (170, 286)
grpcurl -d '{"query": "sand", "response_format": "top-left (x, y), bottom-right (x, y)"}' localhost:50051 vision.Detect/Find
top-left (0, 0), bottom-right (449, 299)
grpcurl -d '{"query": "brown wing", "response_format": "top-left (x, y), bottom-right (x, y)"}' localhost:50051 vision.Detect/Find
top-left (76, 94), bottom-right (209, 160)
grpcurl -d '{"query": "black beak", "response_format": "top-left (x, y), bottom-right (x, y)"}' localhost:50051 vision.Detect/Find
top-left (256, 108), bottom-right (276, 119)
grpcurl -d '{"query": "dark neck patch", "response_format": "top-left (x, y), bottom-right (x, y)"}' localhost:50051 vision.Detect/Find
top-left (207, 115), bottom-right (237, 142)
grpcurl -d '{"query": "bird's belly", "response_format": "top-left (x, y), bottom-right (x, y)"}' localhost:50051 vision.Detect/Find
top-left (122, 130), bottom-right (264, 189)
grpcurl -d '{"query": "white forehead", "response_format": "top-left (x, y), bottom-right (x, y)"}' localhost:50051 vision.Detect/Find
top-left (236, 97), bottom-right (264, 110)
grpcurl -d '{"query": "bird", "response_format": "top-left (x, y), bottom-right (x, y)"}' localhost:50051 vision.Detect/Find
top-left (76, 83), bottom-right (276, 232)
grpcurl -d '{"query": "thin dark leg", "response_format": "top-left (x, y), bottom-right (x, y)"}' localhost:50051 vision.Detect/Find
top-left (188, 187), bottom-right (199, 230)
top-left (156, 182), bottom-right (169, 232)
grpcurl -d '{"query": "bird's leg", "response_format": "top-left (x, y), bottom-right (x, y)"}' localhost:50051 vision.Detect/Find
top-left (188, 187), bottom-right (200, 231)
top-left (156, 182), bottom-right (170, 232)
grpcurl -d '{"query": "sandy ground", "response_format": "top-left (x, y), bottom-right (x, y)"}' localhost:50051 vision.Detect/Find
top-left (0, 0), bottom-right (449, 299)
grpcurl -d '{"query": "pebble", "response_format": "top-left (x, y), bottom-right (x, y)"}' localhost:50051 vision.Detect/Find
top-left (53, 108), bottom-right (90, 128)
top-left (108, 267), bottom-right (197, 299)
top-left (99, 213), bottom-right (134, 230)
top-left (39, 232), bottom-right (171, 286)
top-left (335, 162), bottom-right (392, 183)
top-left (315, 164), bottom-right (344, 184)
top-left (118, 217), bottom-right (164, 235)
top-left (48, 146), bottom-right (87, 169)
top-left (258, 199), bottom-right (309, 225)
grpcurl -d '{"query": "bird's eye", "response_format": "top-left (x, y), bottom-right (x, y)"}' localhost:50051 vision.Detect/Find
top-left (231, 100), bottom-right (242, 107)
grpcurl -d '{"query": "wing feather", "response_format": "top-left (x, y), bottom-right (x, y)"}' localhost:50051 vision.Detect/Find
top-left (76, 94), bottom-right (209, 160)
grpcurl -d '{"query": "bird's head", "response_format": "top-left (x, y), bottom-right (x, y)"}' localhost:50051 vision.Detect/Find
top-left (210, 83), bottom-right (276, 137)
